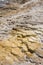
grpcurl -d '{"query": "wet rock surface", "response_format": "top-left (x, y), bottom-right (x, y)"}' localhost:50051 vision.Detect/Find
top-left (0, 0), bottom-right (43, 65)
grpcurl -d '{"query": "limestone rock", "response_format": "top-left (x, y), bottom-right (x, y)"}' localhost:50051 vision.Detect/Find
top-left (0, 0), bottom-right (43, 65)
top-left (36, 48), bottom-right (43, 58)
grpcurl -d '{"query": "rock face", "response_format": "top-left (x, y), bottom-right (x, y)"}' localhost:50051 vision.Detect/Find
top-left (0, 0), bottom-right (43, 65)
top-left (10, 0), bottom-right (29, 4)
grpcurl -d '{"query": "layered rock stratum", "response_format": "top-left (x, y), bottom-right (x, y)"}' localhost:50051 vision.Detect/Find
top-left (0, 0), bottom-right (43, 65)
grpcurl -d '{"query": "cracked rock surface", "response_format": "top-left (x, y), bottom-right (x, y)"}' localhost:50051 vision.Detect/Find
top-left (0, 0), bottom-right (43, 65)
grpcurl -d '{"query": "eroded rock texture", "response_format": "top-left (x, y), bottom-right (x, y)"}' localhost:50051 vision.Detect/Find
top-left (0, 0), bottom-right (43, 65)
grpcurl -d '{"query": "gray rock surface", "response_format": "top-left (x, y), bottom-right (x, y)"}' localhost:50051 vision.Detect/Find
top-left (0, 0), bottom-right (43, 65)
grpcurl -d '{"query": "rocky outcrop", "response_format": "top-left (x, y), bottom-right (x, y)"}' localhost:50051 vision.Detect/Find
top-left (0, 0), bottom-right (43, 65)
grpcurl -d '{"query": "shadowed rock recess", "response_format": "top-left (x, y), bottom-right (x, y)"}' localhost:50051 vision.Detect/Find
top-left (0, 0), bottom-right (43, 65)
